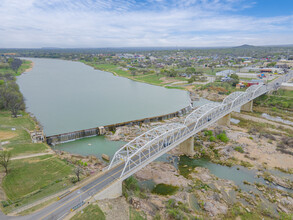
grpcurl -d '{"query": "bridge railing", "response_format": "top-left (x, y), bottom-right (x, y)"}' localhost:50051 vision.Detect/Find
top-left (108, 72), bottom-right (292, 179)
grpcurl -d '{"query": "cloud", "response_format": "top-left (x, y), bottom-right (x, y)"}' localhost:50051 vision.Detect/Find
top-left (0, 0), bottom-right (292, 47)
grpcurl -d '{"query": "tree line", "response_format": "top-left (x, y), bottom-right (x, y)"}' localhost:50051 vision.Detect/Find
top-left (0, 58), bottom-right (25, 117)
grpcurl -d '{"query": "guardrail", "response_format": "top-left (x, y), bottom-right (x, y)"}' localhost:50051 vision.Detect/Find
top-left (70, 201), bottom-right (85, 212)
top-left (58, 191), bottom-right (71, 200)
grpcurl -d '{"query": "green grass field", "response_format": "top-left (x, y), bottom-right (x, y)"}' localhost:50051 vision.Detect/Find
top-left (1, 155), bottom-right (74, 213)
top-left (71, 204), bottom-right (106, 220)
top-left (0, 110), bottom-right (74, 214)
top-left (2, 155), bottom-right (73, 201)
top-left (85, 63), bottom-right (131, 77)
top-left (0, 111), bottom-right (48, 156)
top-left (133, 74), bottom-right (164, 85)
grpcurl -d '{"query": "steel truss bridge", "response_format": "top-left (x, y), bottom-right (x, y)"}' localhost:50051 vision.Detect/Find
top-left (6, 73), bottom-right (292, 220)
top-left (108, 73), bottom-right (293, 180)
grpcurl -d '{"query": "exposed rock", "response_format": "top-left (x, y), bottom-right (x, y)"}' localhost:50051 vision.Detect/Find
top-left (102, 154), bottom-right (110, 161)
top-left (135, 162), bottom-right (191, 187)
top-left (203, 200), bottom-right (228, 216)
top-left (281, 197), bottom-right (293, 207)
top-left (97, 197), bottom-right (129, 220)
top-left (277, 204), bottom-right (289, 214)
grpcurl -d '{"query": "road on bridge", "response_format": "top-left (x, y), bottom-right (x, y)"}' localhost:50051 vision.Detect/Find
top-left (1, 72), bottom-right (292, 220)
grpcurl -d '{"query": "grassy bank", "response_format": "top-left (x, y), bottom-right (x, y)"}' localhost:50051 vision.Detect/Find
top-left (82, 62), bottom-right (188, 88)
top-left (0, 111), bottom-right (48, 157)
top-left (254, 89), bottom-right (293, 109)
top-left (71, 204), bottom-right (106, 220)
top-left (0, 110), bottom-right (74, 213)
top-left (0, 60), bottom-right (32, 76)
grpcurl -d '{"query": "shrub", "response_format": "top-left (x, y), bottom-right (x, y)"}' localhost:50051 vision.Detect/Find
top-left (124, 176), bottom-right (139, 192)
top-left (70, 177), bottom-right (78, 184)
top-left (204, 130), bottom-right (213, 136)
top-left (240, 161), bottom-right (253, 168)
top-left (209, 136), bottom-right (216, 142)
top-left (216, 132), bottom-right (229, 143)
top-left (234, 146), bottom-right (244, 153)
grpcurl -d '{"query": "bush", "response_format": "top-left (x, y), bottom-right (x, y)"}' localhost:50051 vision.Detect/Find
top-left (234, 146), bottom-right (244, 153)
top-left (209, 136), bottom-right (216, 142)
top-left (124, 176), bottom-right (139, 192)
top-left (240, 161), bottom-right (253, 168)
top-left (152, 184), bottom-right (178, 196)
top-left (204, 130), bottom-right (213, 136)
top-left (216, 132), bottom-right (229, 143)
top-left (1, 200), bottom-right (11, 208)
top-left (70, 177), bottom-right (78, 184)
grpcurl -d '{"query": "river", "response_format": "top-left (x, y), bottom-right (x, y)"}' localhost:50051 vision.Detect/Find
top-left (17, 58), bottom-right (190, 136)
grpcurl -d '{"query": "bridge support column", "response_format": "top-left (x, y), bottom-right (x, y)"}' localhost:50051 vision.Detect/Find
top-left (217, 113), bottom-right (231, 127)
top-left (241, 100), bottom-right (253, 112)
top-left (94, 180), bottom-right (122, 200)
top-left (178, 137), bottom-right (194, 156)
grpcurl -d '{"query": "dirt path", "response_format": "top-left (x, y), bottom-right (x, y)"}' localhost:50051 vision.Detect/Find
top-left (11, 152), bottom-right (53, 161)
top-left (232, 112), bottom-right (293, 131)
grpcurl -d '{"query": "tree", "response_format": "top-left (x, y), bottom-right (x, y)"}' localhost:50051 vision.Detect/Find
top-left (9, 58), bottom-right (22, 72)
top-left (129, 67), bottom-right (137, 76)
top-left (0, 151), bottom-right (11, 174)
top-left (74, 165), bottom-right (83, 182)
top-left (230, 73), bottom-right (239, 86)
top-left (8, 91), bottom-right (25, 117)
top-left (186, 67), bottom-right (195, 75)
top-left (267, 62), bottom-right (276, 67)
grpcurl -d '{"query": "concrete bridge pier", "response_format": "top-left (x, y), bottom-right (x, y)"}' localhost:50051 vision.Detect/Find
top-left (94, 180), bottom-right (122, 200)
top-left (178, 136), bottom-right (194, 156)
top-left (217, 113), bottom-right (231, 127)
top-left (241, 100), bottom-right (253, 112)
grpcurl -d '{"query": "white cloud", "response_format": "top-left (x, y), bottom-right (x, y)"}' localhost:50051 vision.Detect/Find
top-left (0, 0), bottom-right (292, 47)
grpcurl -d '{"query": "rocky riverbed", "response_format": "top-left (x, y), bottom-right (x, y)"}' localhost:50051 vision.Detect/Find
top-left (100, 103), bottom-right (293, 219)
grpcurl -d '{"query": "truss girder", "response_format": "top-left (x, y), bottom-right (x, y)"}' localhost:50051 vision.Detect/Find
top-left (108, 73), bottom-right (293, 179)
top-left (223, 92), bottom-right (245, 104)
top-left (116, 123), bottom-right (190, 177)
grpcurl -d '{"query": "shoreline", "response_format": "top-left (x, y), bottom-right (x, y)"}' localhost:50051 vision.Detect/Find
top-left (24, 61), bottom-right (34, 73)
top-left (82, 61), bottom-right (189, 91)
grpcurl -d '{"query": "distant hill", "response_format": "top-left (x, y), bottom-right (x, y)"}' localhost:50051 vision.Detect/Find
top-left (233, 44), bottom-right (256, 49)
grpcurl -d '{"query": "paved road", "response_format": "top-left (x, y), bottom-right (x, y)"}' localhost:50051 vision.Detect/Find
top-left (2, 136), bottom-right (183, 220)
top-left (1, 72), bottom-right (291, 219)
top-left (1, 163), bottom-right (124, 220)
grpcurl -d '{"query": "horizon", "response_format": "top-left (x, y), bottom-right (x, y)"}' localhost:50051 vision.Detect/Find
top-left (1, 0), bottom-right (293, 48)
top-left (1, 44), bottom-right (293, 50)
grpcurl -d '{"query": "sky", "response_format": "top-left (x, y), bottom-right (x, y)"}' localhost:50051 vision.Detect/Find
top-left (0, 0), bottom-right (293, 48)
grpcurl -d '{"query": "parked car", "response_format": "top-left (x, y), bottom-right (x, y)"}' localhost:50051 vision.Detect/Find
top-left (221, 77), bottom-right (232, 82)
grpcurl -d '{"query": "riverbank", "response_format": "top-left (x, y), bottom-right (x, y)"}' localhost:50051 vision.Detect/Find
top-left (0, 60), bottom-right (77, 215)
top-left (0, 110), bottom-right (75, 214)
top-left (22, 60), bottom-right (34, 73)
top-left (71, 94), bottom-right (292, 219)
top-left (82, 62), bottom-right (191, 90)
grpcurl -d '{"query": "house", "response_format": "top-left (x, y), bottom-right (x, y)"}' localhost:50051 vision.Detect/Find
top-left (260, 69), bottom-right (272, 73)
top-left (216, 70), bottom-right (235, 77)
